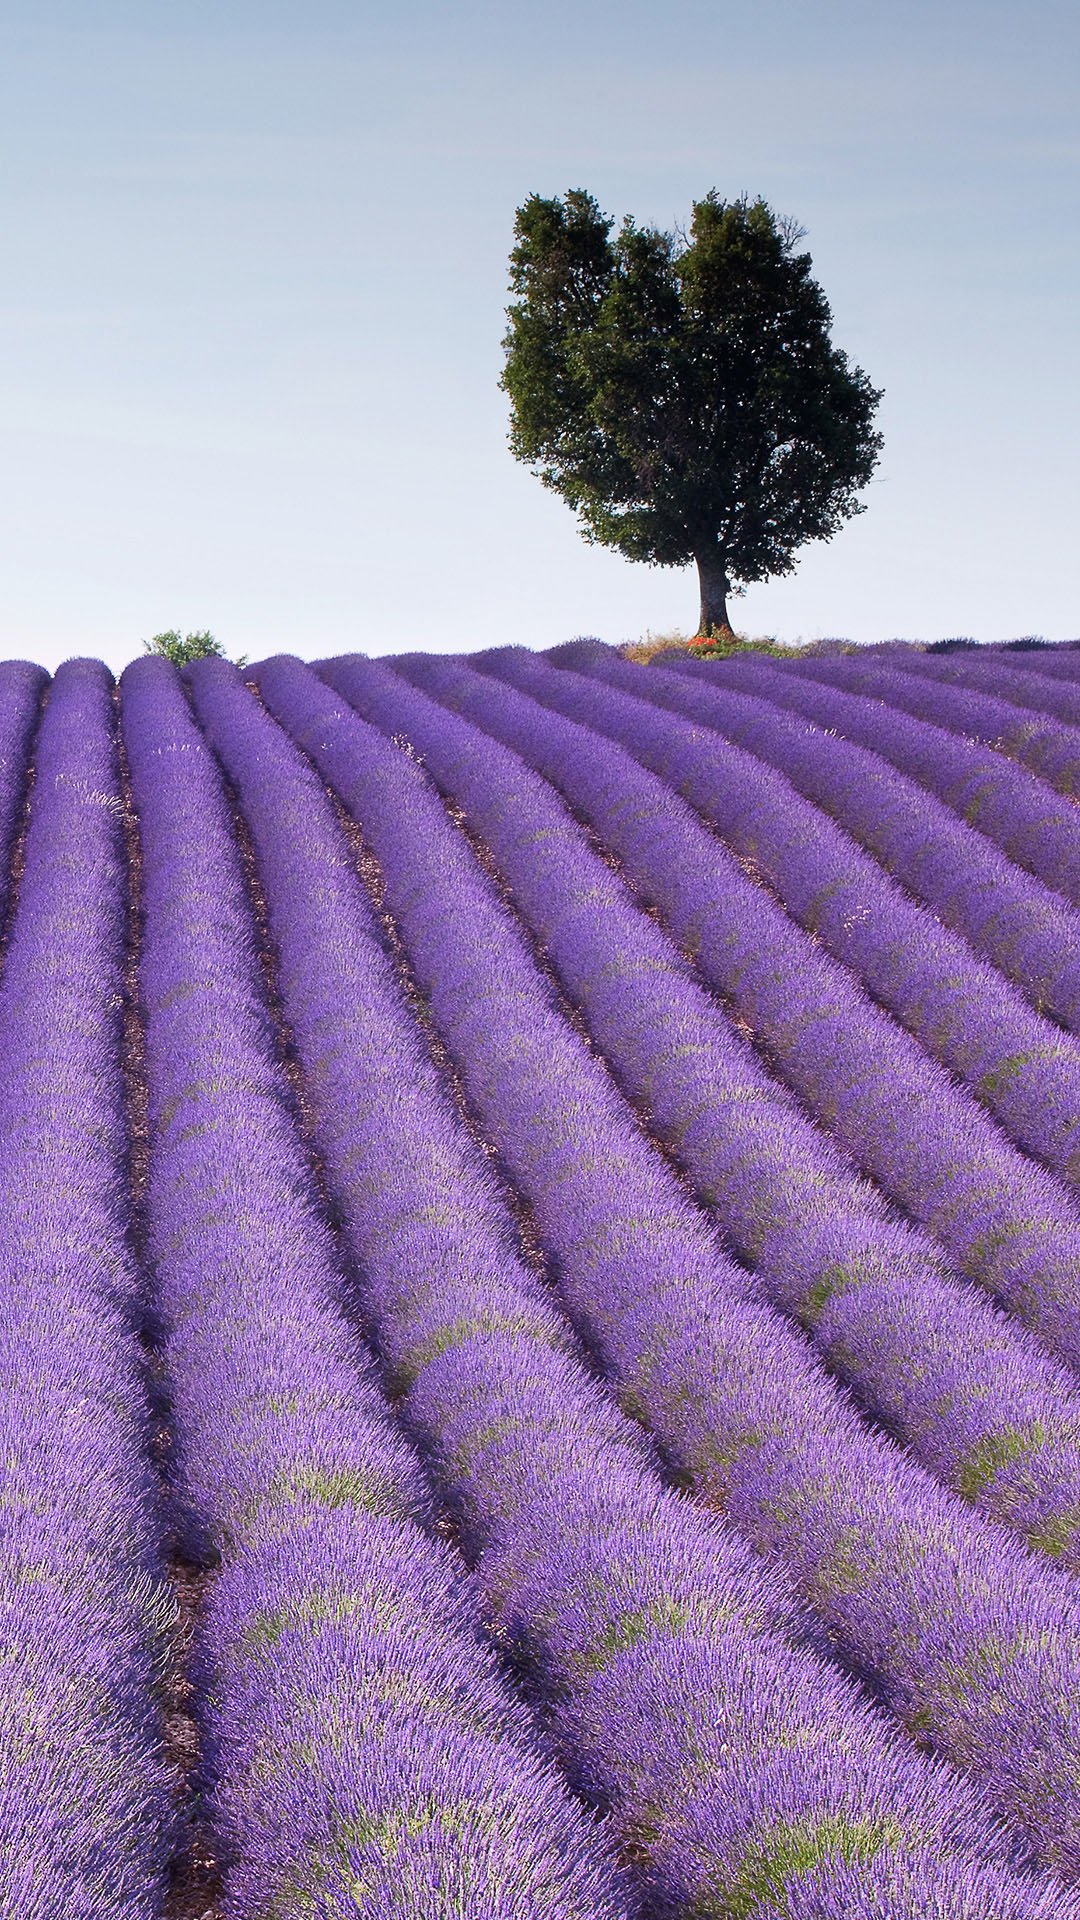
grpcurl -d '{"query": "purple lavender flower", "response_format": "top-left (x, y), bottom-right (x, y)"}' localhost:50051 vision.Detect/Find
top-left (237, 651), bottom-right (1080, 1883)
top-left (474, 644), bottom-right (1080, 1377)
top-left (789, 648), bottom-right (1080, 795)
top-left (183, 654), bottom-right (1057, 1915)
top-left (365, 645), bottom-right (1080, 1573)
top-left (654, 648), bottom-right (1080, 1036)
top-left (682, 650), bottom-right (1080, 913)
top-left (993, 647), bottom-right (1080, 683)
top-left (878, 646), bottom-right (1080, 733)
top-left (122, 653), bottom-right (630, 1920)
top-left (545, 643), bottom-right (1080, 1190)
top-left (0, 660), bottom-right (44, 930)
top-left (0, 660), bottom-right (173, 1917)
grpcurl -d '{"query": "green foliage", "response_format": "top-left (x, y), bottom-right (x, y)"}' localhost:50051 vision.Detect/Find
top-left (575, 1595), bottom-right (691, 1676)
top-left (501, 189), bottom-right (884, 620)
top-left (1028, 1506), bottom-right (1080, 1560)
top-left (142, 628), bottom-right (249, 669)
top-left (956, 1423), bottom-right (1050, 1502)
top-left (711, 1813), bottom-right (901, 1920)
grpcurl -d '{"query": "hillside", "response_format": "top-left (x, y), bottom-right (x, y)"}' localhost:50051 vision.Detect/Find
top-left (3, 640), bottom-right (1080, 1917)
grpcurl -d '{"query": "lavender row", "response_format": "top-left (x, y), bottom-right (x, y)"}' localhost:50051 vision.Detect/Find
top-left (653, 649), bottom-right (1080, 1038)
top-left (387, 645), bottom-right (1080, 1569)
top-left (792, 648), bottom-right (1080, 796)
top-left (189, 656), bottom-right (1046, 1920)
top-left (121, 653), bottom-right (628, 1920)
top-left (690, 650), bottom-right (1080, 915)
top-left (0, 662), bottom-right (173, 1917)
top-left (994, 647), bottom-right (1080, 683)
top-left (256, 648), bottom-right (1080, 1885)
top-left (557, 642), bottom-right (1080, 1191)
top-left (0, 660), bottom-right (45, 928)
top-left (885, 646), bottom-right (1080, 729)
top-left (482, 644), bottom-right (1080, 1374)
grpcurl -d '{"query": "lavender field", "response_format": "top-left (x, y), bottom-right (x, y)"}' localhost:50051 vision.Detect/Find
top-left (7, 639), bottom-right (1080, 1919)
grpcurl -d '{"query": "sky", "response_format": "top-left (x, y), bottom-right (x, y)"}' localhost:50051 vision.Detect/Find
top-left (0, 0), bottom-right (1075, 673)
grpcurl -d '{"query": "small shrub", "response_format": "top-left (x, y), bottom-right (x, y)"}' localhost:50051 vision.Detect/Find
top-left (621, 627), bottom-right (696, 664)
top-left (142, 629), bottom-right (248, 668)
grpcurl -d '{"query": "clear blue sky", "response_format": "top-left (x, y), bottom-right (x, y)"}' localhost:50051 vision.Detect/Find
top-left (0, 0), bottom-right (1075, 671)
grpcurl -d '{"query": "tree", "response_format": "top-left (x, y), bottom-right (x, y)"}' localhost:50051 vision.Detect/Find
top-left (500, 190), bottom-right (884, 635)
top-left (142, 629), bottom-right (247, 668)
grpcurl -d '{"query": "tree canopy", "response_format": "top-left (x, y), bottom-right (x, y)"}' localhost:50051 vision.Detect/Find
top-left (500, 190), bottom-right (884, 634)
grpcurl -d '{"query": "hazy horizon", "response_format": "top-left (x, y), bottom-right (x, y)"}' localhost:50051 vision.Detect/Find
top-left (0, 0), bottom-right (1075, 674)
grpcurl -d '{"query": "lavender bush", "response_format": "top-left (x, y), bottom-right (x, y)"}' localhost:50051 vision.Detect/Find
top-left (994, 648), bottom-right (1080, 682)
top-left (183, 653), bottom-right (1061, 1917)
top-left (791, 649), bottom-right (1080, 795)
top-left (474, 645), bottom-right (1080, 1376)
top-left (0, 661), bottom-right (174, 1917)
top-left (240, 650), bottom-right (1080, 1882)
top-left (550, 643), bottom-right (1080, 1188)
top-left (881, 647), bottom-right (1080, 730)
top-left (374, 646), bottom-right (1080, 1570)
top-left (685, 651), bottom-right (1080, 912)
top-left (122, 652), bottom-right (629, 1920)
top-left (6, 633), bottom-right (1080, 1906)
top-left (0, 660), bottom-right (45, 928)
top-left (652, 650), bottom-right (1080, 1034)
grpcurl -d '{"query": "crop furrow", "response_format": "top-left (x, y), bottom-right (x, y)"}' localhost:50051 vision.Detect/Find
top-left (245, 649), bottom-right (1080, 1887)
top-left (790, 648), bottom-right (1080, 795)
top-left (549, 643), bottom-right (1080, 1191)
top-left (477, 644), bottom-right (1080, 1377)
top-left (111, 687), bottom-right (221, 1920)
top-left (876, 646), bottom-right (1080, 729)
top-left (0, 660), bottom-right (47, 948)
top-left (992, 648), bottom-right (1080, 685)
top-left (366, 645), bottom-right (1080, 1572)
top-left (122, 653), bottom-right (630, 1920)
top-left (182, 653), bottom-right (1061, 1920)
top-left (649, 650), bottom-right (1080, 1036)
top-left (0, 660), bottom-right (174, 1917)
top-left (690, 651), bottom-right (1080, 913)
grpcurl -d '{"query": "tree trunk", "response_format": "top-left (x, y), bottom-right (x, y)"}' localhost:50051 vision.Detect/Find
top-left (695, 549), bottom-right (732, 636)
